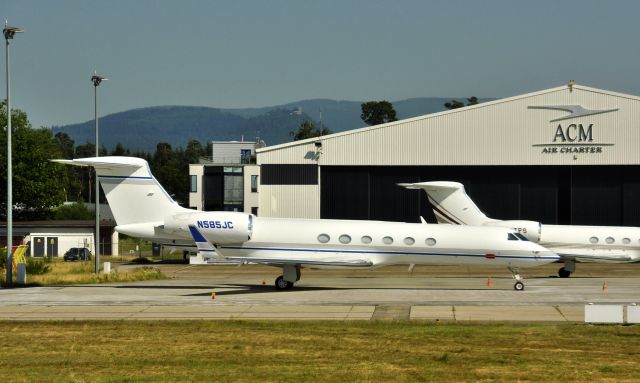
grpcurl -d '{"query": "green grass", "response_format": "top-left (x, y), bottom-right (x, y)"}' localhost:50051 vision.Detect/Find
top-left (0, 321), bottom-right (638, 382)
top-left (1, 259), bottom-right (167, 286)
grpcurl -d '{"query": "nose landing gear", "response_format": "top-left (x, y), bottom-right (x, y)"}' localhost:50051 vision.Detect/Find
top-left (509, 267), bottom-right (525, 291)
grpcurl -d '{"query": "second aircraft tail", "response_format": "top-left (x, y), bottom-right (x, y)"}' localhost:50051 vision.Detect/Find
top-left (399, 181), bottom-right (495, 226)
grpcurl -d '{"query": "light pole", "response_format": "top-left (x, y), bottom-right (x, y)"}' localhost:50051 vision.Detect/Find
top-left (4, 22), bottom-right (23, 287)
top-left (91, 71), bottom-right (107, 274)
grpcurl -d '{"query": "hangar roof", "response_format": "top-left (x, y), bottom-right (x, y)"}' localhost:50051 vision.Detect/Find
top-left (257, 84), bottom-right (640, 166)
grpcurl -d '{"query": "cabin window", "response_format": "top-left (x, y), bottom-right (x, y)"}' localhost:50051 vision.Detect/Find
top-left (382, 236), bottom-right (394, 245)
top-left (425, 238), bottom-right (437, 246)
top-left (317, 234), bottom-right (330, 243)
top-left (508, 233), bottom-right (518, 241)
top-left (605, 237), bottom-right (615, 244)
top-left (403, 237), bottom-right (415, 245)
top-left (361, 236), bottom-right (372, 244)
top-left (589, 236), bottom-right (599, 244)
top-left (339, 235), bottom-right (352, 244)
top-left (622, 238), bottom-right (631, 244)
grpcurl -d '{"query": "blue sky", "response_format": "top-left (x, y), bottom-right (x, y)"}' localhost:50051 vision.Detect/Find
top-left (3, 0), bottom-right (640, 128)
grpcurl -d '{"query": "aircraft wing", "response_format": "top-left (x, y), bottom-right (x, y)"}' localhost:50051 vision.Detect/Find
top-left (557, 252), bottom-right (633, 262)
top-left (221, 256), bottom-right (373, 268)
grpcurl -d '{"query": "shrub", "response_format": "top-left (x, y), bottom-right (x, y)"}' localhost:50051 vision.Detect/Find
top-left (25, 258), bottom-right (51, 275)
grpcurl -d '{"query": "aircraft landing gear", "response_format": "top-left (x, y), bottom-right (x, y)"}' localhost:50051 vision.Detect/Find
top-left (508, 267), bottom-right (525, 291)
top-left (558, 260), bottom-right (575, 278)
top-left (558, 267), bottom-right (572, 278)
top-left (274, 265), bottom-right (301, 290)
top-left (275, 275), bottom-right (293, 290)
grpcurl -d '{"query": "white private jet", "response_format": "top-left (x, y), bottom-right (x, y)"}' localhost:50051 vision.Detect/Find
top-left (54, 157), bottom-right (559, 290)
top-left (400, 181), bottom-right (640, 278)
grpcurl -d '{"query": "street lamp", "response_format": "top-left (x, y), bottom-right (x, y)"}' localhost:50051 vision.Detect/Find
top-left (91, 71), bottom-right (107, 274)
top-left (4, 21), bottom-right (24, 287)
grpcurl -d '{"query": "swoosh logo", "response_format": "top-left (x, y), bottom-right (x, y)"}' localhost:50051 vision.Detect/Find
top-left (528, 105), bottom-right (618, 122)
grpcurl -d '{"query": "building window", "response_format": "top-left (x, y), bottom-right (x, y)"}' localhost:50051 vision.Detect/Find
top-left (240, 149), bottom-right (252, 164)
top-left (190, 175), bottom-right (197, 193)
top-left (251, 175), bottom-right (259, 193)
top-left (251, 207), bottom-right (258, 216)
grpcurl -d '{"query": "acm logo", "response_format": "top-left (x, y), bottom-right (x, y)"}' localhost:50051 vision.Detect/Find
top-left (553, 123), bottom-right (593, 143)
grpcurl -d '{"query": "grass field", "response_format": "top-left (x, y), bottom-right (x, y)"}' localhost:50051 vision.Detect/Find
top-left (1, 258), bottom-right (167, 286)
top-left (0, 321), bottom-right (638, 382)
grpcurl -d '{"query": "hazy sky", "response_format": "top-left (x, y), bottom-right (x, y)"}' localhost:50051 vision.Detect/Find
top-left (3, 0), bottom-right (640, 128)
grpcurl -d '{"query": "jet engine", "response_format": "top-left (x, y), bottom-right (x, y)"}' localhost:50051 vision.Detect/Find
top-left (485, 220), bottom-right (542, 242)
top-left (164, 211), bottom-right (253, 244)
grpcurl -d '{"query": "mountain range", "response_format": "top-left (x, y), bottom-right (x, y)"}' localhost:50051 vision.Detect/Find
top-left (52, 97), bottom-right (489, 152)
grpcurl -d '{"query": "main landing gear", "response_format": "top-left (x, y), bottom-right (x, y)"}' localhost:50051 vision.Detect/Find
top-left (558, 267), bottom-right (572, 278)
top-left (275, 276), bottom-right (293, 290)
top-left (508, 267), bottom-right (525, 291)
top-left (274, 265), bottom-right (301, 290)
top-left (558, 260), bottom-right (575, 278)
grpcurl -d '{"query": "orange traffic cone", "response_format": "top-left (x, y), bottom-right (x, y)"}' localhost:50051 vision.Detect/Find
top-left (602, 281), bottom-right (608, 293)
top-left (211, 292), bottom-right (216, 300)
top-left (487, 276), bottom-right (493, 288)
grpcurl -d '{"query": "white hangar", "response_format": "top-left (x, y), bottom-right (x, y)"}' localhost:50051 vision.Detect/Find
top-left (256, 83), bottom-right (640, 226)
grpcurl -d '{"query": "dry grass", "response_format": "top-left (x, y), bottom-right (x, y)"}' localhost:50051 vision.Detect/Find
top-left (1, 259), bottom-right (167, 286)
top-left (0, 321), bottom-right (638, 382)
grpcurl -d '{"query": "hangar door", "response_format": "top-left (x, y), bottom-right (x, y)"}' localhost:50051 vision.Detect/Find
top-left (320, 165), bottom-right (640, 226)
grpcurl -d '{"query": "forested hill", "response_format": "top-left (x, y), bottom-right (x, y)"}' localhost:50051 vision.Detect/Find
top-left (52, 97), bottom-right (488, 152)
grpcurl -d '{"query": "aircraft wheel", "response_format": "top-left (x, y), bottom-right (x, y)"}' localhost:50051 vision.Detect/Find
top-left (275, 276), bottom-right (293, 290)
top-left (558, 267), bottom-right (572, 278)
top-left (514, 281), bottom-right (525, 291)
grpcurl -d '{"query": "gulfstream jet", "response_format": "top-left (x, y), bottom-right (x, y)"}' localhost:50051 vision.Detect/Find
top-left (401, 181), bottom-right (640, 278)
top-left (53, 157), bottom-right (558, 290)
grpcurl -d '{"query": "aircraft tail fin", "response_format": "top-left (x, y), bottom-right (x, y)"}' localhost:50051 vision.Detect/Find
top-left (399, 181), bottom-right (495, 226)
top-left (52, 156), bottom-right (191, 226)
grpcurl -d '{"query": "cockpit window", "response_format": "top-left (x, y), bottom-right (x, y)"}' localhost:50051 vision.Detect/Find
top-left (508, 233), bottom-right (518, 241)
top-left (514, 233), bottom-right (529, 241)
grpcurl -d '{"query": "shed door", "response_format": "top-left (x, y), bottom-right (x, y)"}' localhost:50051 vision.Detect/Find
top-left (33, 237), bottom-right (45, 257)
top-left (47, 237), bottom-right (59, 257)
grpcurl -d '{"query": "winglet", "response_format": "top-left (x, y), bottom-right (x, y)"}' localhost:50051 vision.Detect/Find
top-left (187, 225), bottom-right (217, 254)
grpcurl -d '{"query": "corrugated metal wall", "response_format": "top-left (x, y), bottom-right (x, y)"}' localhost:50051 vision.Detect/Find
top-left (259, 184), bottom-right (320, 218)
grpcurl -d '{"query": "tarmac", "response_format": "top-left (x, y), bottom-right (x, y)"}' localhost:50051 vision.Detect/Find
top-left (0, 262), bottom-right (638, 321)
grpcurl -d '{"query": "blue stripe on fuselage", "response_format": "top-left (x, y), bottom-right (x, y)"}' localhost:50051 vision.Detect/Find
top-left (219, 245), bottom-right (557, 260)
